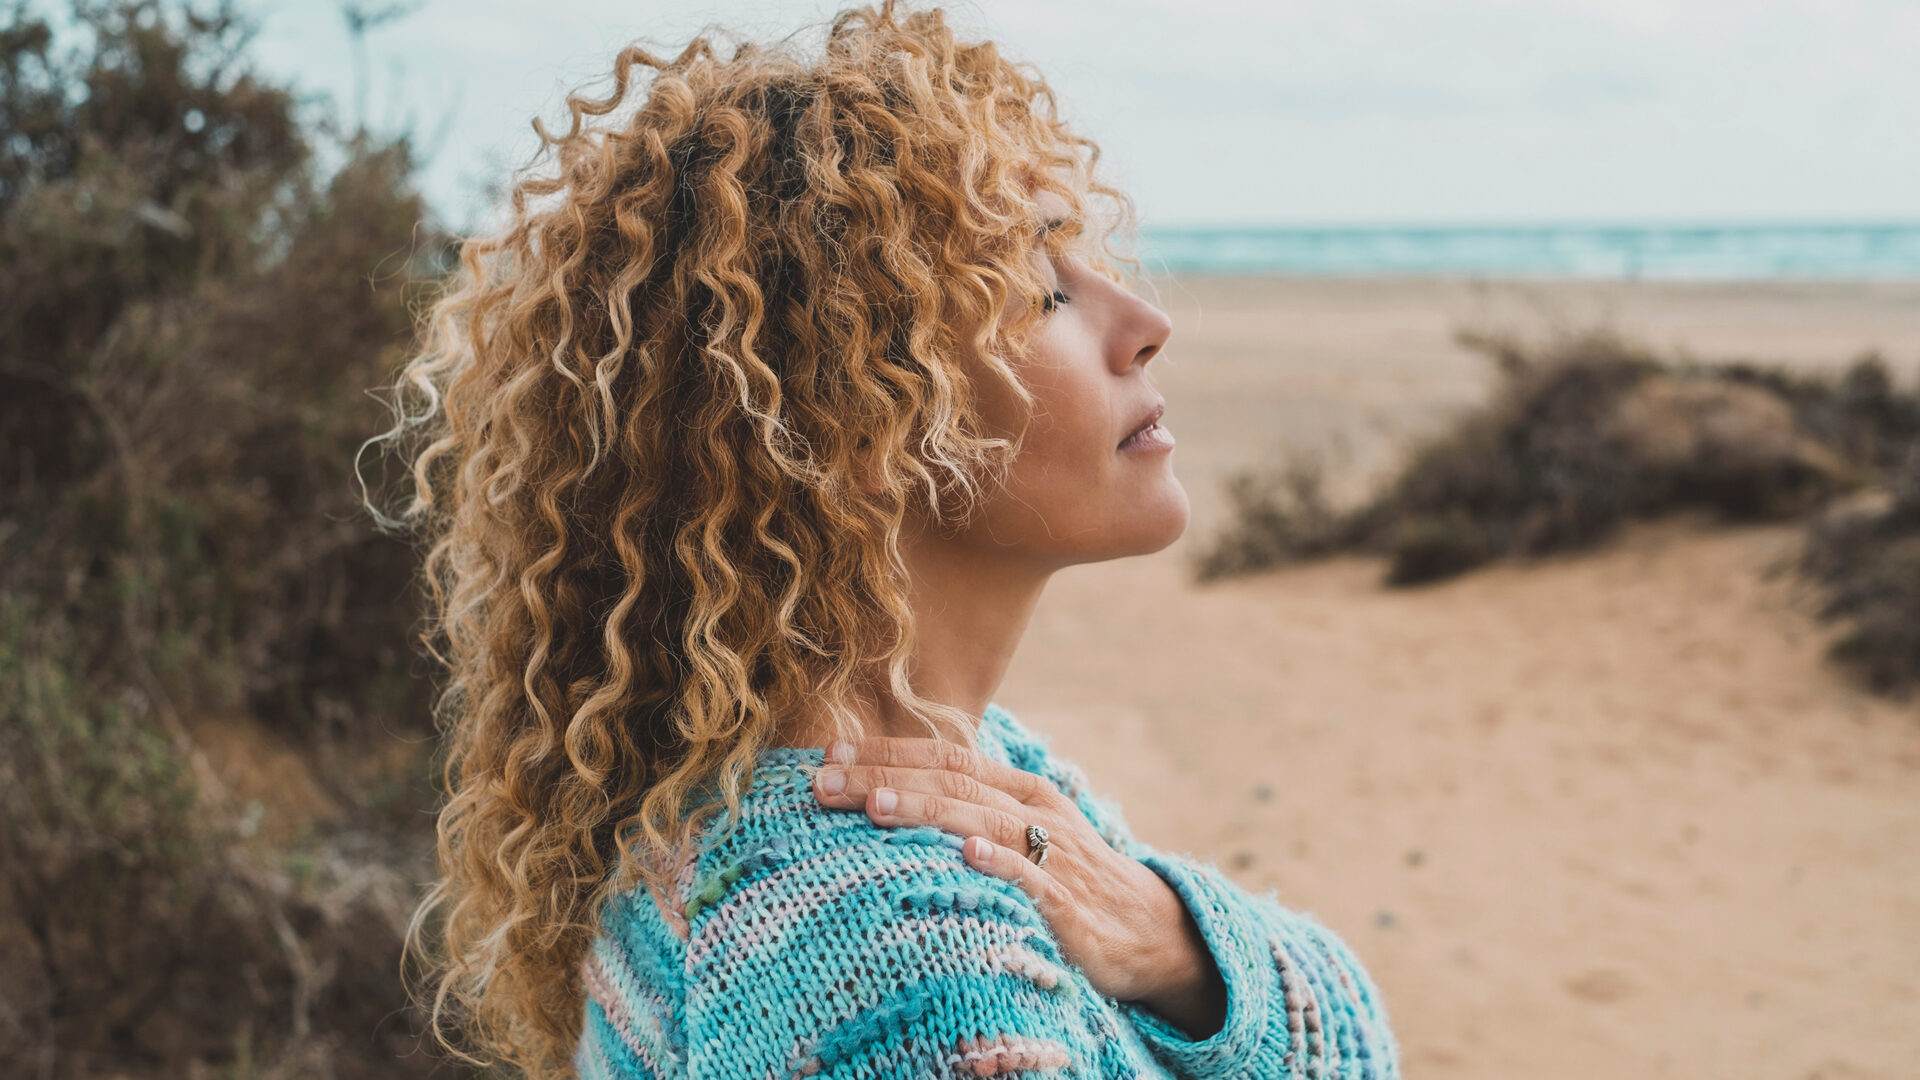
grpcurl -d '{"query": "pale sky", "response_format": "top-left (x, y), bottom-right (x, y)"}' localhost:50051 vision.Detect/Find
top-left (235, 0), bottom-right (1920, 233)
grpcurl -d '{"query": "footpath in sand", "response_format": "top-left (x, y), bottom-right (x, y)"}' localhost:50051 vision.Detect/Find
top-left (997, 277), bottom-right (1920, 1080)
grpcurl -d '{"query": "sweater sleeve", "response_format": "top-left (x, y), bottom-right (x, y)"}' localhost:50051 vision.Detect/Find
top-left (680, 825), bottom-right (1107, 1080)
top-left (988, 707), bottom-right (1401, 1079)
top-left (1112, 849), bottom-right (1401, 1080)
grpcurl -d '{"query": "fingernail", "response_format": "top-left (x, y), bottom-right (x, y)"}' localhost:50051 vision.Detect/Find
top-left (874, 787), bottom-right (897, 814)
top-left (828, 739), bottom-right (856, 765)
top-left (970, 837), bottom-right (993, 860)
top-left (819, 768), bottom-right (845, 796)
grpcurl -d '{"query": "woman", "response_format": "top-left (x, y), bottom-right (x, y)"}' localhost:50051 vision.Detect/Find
top-left (377, 3), bottom-right (1399, 1077)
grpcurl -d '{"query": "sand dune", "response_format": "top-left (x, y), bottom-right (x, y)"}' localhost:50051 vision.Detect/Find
top-left (999, 277), bottom-right (1920, 1080)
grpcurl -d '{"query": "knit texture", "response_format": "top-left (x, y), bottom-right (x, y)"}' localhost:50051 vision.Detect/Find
top-left (575, 702), bottom-right (1400, 1079)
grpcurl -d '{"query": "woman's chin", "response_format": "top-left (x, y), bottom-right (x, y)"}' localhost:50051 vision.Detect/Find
top-left (1148, 480), bottom-right (1192, 550)
top-left (1114, 475), bottom-right (1190, 557)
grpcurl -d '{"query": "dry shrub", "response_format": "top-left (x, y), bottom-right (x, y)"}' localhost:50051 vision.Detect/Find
top-left (1360, 330), bottom-right (1869, 581)
top-left (1195, 328), bottom-right (1920, 694)
top-left (1799, 448), bottom-right (1920, 697)
top-left (1194, 449), bottom-right (1357, 580)
top-left (1198, 329), bottom-right (1891, 586)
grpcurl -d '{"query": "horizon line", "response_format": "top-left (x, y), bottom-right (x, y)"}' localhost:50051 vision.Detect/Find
top-left (1139, 218), bottom-right (1920, 232)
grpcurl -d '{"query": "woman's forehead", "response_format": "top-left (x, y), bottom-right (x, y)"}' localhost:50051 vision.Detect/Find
top-left (1032, 188), bottom-right (1072, 222)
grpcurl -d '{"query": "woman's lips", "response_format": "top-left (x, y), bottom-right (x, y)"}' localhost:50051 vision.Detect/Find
top-left (1118, 419), bottom-right (1174, 452)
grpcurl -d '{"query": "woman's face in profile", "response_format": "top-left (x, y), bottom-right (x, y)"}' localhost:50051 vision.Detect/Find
top-left (955, 189), bottom-right (1188, 568)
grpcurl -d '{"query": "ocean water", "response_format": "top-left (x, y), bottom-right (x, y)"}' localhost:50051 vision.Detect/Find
top-left (1136, 223), bottom-right (1920, 279)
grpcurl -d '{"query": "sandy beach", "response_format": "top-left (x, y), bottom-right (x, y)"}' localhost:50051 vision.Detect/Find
top-left (999, 277), bottom-right (1920, 1079)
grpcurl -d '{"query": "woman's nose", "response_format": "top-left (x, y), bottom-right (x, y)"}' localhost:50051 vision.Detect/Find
top-left (1115, 291), bottom-right (1172, 372)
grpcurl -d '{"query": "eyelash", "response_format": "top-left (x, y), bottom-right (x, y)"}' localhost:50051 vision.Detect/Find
top-left (1040, 288), bottom-right (1071, 314)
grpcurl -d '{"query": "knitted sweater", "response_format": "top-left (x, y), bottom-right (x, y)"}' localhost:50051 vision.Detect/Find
top-left (575, 702), bottom-right (1400, 1079)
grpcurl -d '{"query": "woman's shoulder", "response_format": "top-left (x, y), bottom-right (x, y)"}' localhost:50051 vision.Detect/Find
top-left (595, 737), bottom-right (1053, 947)
top-left (586, 749), bottom-right (1060, 1075)
top-left (669, 746), bottom-right (1093, 1076)
top-left (675, 746), bottom-right (1060, 971)
top-left (582, 711), bottom-right (1146, 1076)
top-left (597, 702), bottom-right (1126, 944)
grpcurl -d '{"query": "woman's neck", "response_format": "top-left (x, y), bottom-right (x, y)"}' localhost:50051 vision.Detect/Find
top-left (774, 515), bottom-right (1055, 750)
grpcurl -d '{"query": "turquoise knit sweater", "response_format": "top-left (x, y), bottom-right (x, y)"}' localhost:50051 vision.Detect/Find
top-left (575, 702), bottom-right (1400, 1079)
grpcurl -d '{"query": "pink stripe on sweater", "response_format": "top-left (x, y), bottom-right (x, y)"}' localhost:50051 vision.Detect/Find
top-left (946, 1034), bottom-right (1073, 1076)
top-left (686, 852), bottom-right (953, 965)
top-left (581, 951), bottom-right (663, 1076)
top-left (864, 911), bottom-right (1067, 989)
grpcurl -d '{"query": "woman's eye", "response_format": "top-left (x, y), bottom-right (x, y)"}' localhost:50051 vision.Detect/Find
top-left (1041, 288), bottom-right (1071, 314)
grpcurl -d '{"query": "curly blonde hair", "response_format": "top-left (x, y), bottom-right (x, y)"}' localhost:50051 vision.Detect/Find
top-left (366, 2), bottom-right (1132, 1075)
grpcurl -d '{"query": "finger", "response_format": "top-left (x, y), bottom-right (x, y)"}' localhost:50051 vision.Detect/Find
top-left (851, 782), bottom-right (1034, 852)
top-left (837, 735), bottom-right (1062, 807)
top-left (961, 833), bottom-right (1066, 914)
top-left (815, 761), bottom-right (1026, 817)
